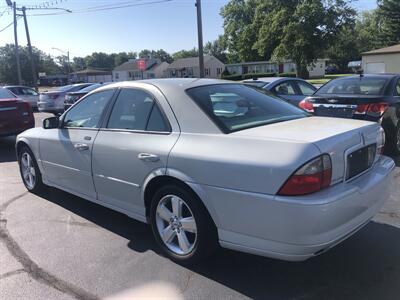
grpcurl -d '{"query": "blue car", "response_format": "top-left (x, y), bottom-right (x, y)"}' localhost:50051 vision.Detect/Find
top-left (242, 77), bottom-right (317, 105)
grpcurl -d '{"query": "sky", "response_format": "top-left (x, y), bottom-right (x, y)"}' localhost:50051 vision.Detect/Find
top-left (0, 0), bottom-right (378, 59)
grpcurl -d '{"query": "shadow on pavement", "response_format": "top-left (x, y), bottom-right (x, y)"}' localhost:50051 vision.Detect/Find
top-left (0, 136), bottom-right (17, 163)
top-left (37, 187), bottom-right (400, 300)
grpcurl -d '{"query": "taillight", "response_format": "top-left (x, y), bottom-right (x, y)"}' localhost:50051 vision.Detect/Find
top-left (377, 127), bottom-right (385, 155)
top-left (49, 94), bottom-right (60, 100)
top-left (278, 154), bottom-right (332, 196)
top-left (354, 102), bottom-right (388, 117)
top-left (299, 99), bottom-right (314, 112)
top-left (19, 101), bottom-right (32, 117)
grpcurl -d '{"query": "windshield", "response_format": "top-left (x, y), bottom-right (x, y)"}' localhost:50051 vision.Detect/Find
top-left (186, 84), bottom-right (308, 133)
top-left (317, 77), bottom-right (389, 95)
top-left (0, 88), bottom-right (16, 99)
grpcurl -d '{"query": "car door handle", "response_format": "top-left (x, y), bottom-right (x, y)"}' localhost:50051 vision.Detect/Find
top-left (74, 143), bottom-right (89, 151)
top-left (138, 153), bottom-right (159, 162)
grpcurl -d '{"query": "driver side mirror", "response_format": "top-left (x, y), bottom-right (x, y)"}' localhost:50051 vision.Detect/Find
top-left (43, 117), bottom-right (60, 129)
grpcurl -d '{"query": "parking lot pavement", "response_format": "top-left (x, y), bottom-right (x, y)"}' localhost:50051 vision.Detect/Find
top-left (1, 113), bottom-right (400, 300)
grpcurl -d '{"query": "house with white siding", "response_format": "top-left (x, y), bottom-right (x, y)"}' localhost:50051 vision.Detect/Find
top-left (226, 59), bottom-right (327, 78)
top-left (113, 58), bottom-right (169, 82)
top-left (165, 56), bottom-right (225, 79)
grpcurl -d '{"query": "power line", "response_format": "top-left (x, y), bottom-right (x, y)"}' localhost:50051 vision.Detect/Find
top-left (0, 16), bottom-right (19, 33)
top-left (26, 0), bottom-right (173, 16)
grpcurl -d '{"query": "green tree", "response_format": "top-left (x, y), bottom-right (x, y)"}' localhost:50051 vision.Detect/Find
top-left (378, 0), bottom-right (400, 45)
top-left (254, 0), bottom-right (356, 78)
top-left (138, 49), bottom-right (172, 63)
top-left (0, 44), bottom-right (60, 85)
top-left (72, 56), bottom-right (87, 71)
top-left (172, 48), bottom-right (199, 60)
top-left (355, 10), bottom-right (387, 53)
top-left (220, 0), bottom-right (356, 78)
top-left (220, 0), bottom-right (261, 63)
top-left (84, 52), bottom-right (115, 70)
top-left (204, 36), bottom-right (228, 63)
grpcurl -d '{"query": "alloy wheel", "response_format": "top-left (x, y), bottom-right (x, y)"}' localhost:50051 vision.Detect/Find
top-left (155, 195), bottom-right (197, 255)
top-left (21, 152), bottom-right (36, 189)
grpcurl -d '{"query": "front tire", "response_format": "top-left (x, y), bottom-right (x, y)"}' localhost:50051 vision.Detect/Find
top-left (18, 146), bottom-right (45, 193)
top-left (150, 185), bottom-right (217, 264)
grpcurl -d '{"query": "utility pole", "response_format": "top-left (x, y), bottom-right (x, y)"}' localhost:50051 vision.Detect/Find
top-left (22, 6), bottom-right (38, 91)
top-left (13, 2), bottom-right (23, 84)
top-left (195, 0), bottom-right (204, 78)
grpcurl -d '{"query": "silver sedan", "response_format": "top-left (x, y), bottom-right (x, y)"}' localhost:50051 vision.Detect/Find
top-left (16, 79), bottom-right (395, 263)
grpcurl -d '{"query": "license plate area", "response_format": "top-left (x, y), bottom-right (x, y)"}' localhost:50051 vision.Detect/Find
top-left (346, 144), bottom-right (376, 180)
top-left (313, 104), bottom-right (357, 118)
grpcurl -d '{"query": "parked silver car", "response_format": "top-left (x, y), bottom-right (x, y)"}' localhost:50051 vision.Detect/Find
top-left (4, 85), bottom-right (39, 110)
top-left (16, 79), bottom-right (395, 263)
top-left (38, 83), bottom-right (93, 114)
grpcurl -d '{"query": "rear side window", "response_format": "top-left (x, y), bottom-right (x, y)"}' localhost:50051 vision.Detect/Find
top-left (107, 88), bottom-right (169, 132)
top-left (187, 84), bottom-right (308, 133)
top-left (297, 81), bottom-right (316, 96)
top-left (396, 80), bottom-right (400, 95)
top-left (274, 82), bottom-right (296, 95)
top-left (317, 77), bottom-right (389, 95)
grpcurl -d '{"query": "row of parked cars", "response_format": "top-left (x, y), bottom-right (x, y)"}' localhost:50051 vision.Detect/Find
top-left (0, 82), bottom-right (103, 137)
top-left (1, 74), bottom-right (400, 154)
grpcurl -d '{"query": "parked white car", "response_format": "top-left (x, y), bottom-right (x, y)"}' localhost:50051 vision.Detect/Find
top-left (16, 79), bottom-right (395, 263)
top-left (4, 85), bottom-right (39, 110)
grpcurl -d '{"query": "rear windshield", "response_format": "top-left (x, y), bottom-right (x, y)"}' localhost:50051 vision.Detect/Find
top-left (317, 77), bottom-right (389, 95)
top-left (0, 88), bottom-right (16, 99)
top-left (186, 84), bottom-right (308, 133)
top-left (242, 81), bottom-right (269, 88)
top-left (78, 83), bottom-right (102, 93)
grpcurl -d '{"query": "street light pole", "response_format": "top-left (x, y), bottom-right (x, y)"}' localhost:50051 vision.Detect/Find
top-left (195, 0), bottom-right (204, 78)
top-left (52, 47), bottom-right (71, 83)
top-left (22, 6), bottom-right (38, 91)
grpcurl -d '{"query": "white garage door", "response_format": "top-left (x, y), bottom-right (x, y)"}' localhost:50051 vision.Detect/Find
top-left (365, 62), bottom-right (386, 73)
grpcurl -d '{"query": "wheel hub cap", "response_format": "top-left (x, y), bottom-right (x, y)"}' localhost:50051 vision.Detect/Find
top-left (155, 195), bottom-right (197, 255)
top-left (21, 152), bottom-right (36, 189)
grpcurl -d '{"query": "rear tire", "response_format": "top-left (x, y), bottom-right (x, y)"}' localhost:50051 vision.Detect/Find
top-left (18, 146), bottom-right (45, 193)
top-left (388, 122), bottom-right (400, 156)
top-left (150, 185), bottom-right (218, 264)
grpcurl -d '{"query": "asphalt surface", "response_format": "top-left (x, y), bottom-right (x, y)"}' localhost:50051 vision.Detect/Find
top-left (1, 113), bottom-right (400, 300)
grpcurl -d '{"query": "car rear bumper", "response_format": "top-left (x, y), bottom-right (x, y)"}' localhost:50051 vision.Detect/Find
top-left (0, 120), bottom-right (34, 137)
top-left (192, 156), bottom-right (396, 261)
top-left (38, 101), bottom-right (63, 113)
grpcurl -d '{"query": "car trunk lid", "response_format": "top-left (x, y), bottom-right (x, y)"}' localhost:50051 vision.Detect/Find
top-left (232, 116), bottom-right (383, 185)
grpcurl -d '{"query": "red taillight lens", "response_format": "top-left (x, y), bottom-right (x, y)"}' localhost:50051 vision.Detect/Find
top-left (278, 154), bottom-right (332, 196)
top-left (367, 103), bottom-right (388, 117)
top-left (355, 102), bottom-right (388, 117)
top-left (354, 104), bottom-right (369, 114)
top-left (299, 99), bottom-right (314, 112)
top-left (49, 94), bottom-right (60, 100)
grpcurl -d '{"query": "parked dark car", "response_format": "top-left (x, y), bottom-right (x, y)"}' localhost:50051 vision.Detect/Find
top-left (64, 83), bottom-right (110, 110)
top-left (242, 77), bottom-right (317, 105)
top-left (0, 88), bottom-right (34, 137)
top-left (299, 74), bottom-right (400, 154)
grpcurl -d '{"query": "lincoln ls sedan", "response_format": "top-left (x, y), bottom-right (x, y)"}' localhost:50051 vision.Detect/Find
top-left (16, 79), bottom-right (395, 263)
